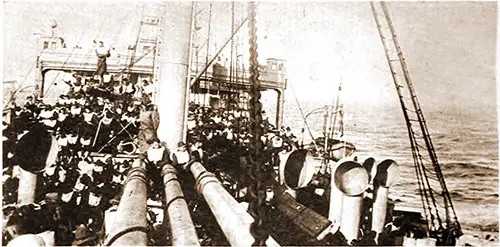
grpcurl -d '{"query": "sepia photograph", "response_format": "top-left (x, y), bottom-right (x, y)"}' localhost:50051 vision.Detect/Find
top-left (2, 1), bottom-right (498, 246)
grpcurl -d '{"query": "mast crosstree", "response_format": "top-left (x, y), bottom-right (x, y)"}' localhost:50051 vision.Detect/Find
top-left (370, 2), bottom-right (462, 244)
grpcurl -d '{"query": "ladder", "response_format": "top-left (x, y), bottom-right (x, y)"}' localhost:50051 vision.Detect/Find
top-left (370, 2), bottom-right (462, 242)
top-left (147, 4), bottom-right (167, 103)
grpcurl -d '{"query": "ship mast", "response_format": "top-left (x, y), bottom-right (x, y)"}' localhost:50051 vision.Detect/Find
top-left (154, 2), bottom-right (200, 246)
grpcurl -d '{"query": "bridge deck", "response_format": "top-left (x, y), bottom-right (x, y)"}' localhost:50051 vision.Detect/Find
top-left (39, 50), bottom-right (287, 92)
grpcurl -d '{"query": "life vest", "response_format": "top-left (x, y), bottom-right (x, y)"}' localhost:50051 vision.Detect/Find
top-left (124, 84), bottom-right (134, 94)
top-left (147, 146), bottom-right (165, 163)
top-left (42, 119), bottom-right (57, 128)
top-left (83, 112), bottom-right (94, 123)
top-left (70, 105), bottom-right (82, 115)
top-left (67, 135), bottom-right (78, 145)
top-left (88, 192), bottom-right (102, 207)
top-left (170, 150), bottom-right (190, 165)
top-left (102, 116), bottom-right (113, 125)
top-left (272, 136), bottom-right (284, 148)
top-left (58, 113), bottom-right (67, 122)
top-left (80, 137), bottom-right (91, 147)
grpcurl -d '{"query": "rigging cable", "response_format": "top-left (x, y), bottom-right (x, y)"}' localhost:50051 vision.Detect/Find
top-left (3, 29), bottom-right (60, 108)
top-left (193, 2), bottom-right (200, 104)
top-left (43, 9), bottom-right (111, 96)
top-left (203, 2), bottom-right (213, 106)
top-left (290, 83), bottom-right (320, 151)
top-left (42, 29), bottom-right (88, 97)
top-left (127, 4), bottom-right (146, 74)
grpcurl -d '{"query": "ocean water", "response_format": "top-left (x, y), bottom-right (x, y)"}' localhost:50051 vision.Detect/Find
top-left (263, 96), bottom-right (498, 239)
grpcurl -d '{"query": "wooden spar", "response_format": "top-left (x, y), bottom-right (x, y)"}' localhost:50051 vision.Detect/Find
top-left (328, 80), bottom-right (342, 140)
top-left (105, 160), bottom-right (148, 246)
top-left (162, 165), bottom-right (200, 246)
top-left (155, 2), bottom-right (199, 246)
top-left (190, 162), bottom-right (280, 246)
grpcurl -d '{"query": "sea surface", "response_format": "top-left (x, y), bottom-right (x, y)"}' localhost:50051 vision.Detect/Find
top-left (262, 95), bottom-right (499, 240)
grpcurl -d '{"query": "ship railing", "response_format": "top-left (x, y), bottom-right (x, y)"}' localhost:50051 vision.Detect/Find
top-left (38, 50), bottom-right (155, 74)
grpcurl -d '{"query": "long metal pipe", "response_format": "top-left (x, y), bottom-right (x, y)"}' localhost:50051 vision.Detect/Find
top-left (105, 159), bottom-right (148, 246)
top-left (162, 164), bottom-right (200, 246)
top-left (190, 162), bottom-right (279, 246)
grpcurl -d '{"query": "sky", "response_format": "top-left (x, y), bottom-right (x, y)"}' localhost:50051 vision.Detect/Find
top-left (2, 1), bottom-right (497, 115)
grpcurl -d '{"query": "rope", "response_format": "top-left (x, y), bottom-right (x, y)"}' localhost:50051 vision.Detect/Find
top-left (96, 121), bottom-right (135, 153)
top-left (127, 4), bottom-right (146, 74)
top-left (290, 83), bottom-right (319, 151)
top-left (104, 225), bottom-right (148, 246)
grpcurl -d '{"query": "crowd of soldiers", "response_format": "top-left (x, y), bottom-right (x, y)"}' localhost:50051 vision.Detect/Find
top-left (2, 71), bottom-right (302, 245)
top-left (2, 74), bottom-right (157, 245)
top-left (184, 102), bottom-right (299, 199)
top-left (186, 103), bottom-right (297, 154)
